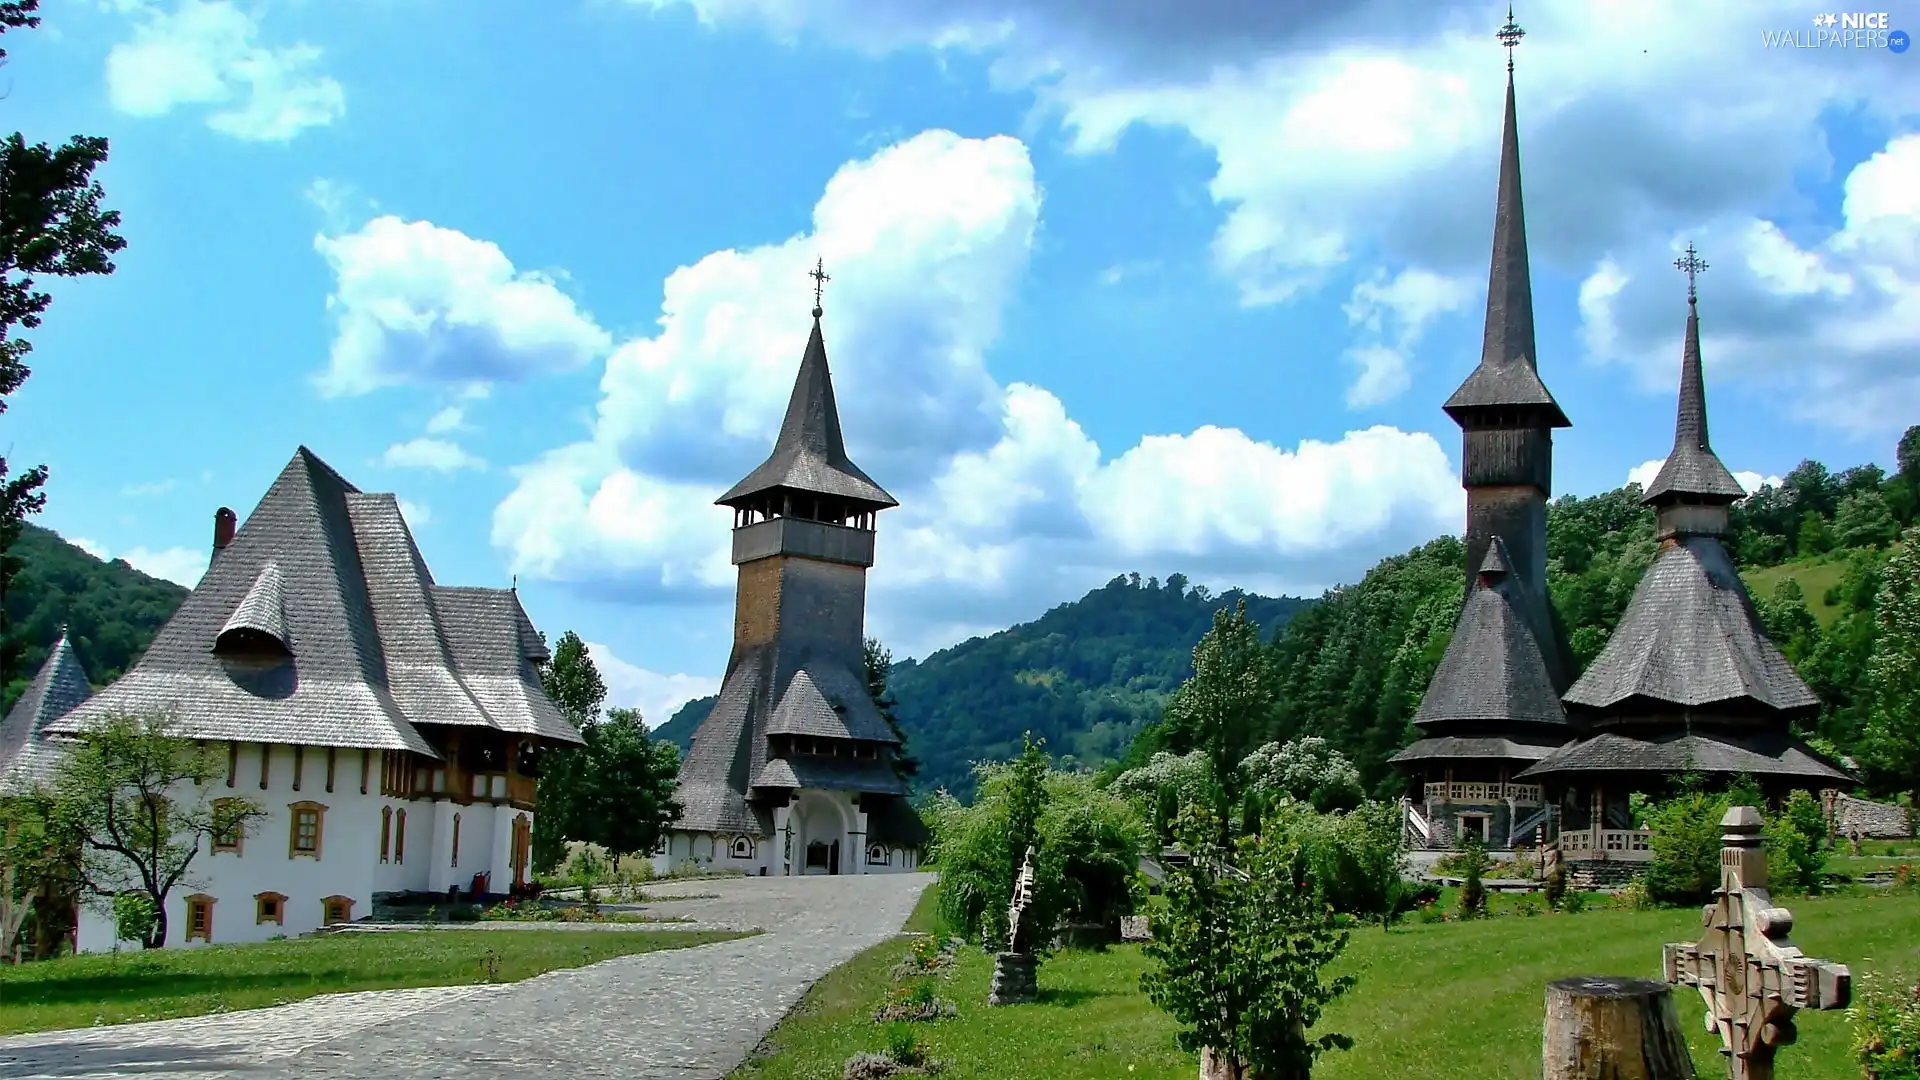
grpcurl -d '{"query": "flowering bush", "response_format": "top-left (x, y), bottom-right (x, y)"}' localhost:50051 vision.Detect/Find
top-left (1850, 970), bottom-right (1920, 1080)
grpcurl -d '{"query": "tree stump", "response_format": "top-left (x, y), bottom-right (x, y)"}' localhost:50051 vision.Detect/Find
top-left (1543, 976), bottom-right (1694, 1080)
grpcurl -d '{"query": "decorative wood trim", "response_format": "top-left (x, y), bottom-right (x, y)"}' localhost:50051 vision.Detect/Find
top-left (321, 894), bottom-right (355, 926)
top-left (360, 749), bottom-right (371, 795)
top-left (226, 741), bottom-right (238, 788)
top-left (326, 747), bottom-right (336, 793)
top-left (292, 745), bottom-right (304, 791)
top-left (450, 812), bottom-right (461, 869)
top-left (394, 808), bottom-right (407, 864)
top-left (210, 797), bottom-right (246, 855)
top-left (259, 743), bottom-right (271, 790)
top-left (380, 806), bottom-right (392, 863)
top-left (254, 891), bottom-right (286, 926)
top-left (288, 800), bottom-right (327, 859)
top-left (185, 893), bottom-right (216, 943)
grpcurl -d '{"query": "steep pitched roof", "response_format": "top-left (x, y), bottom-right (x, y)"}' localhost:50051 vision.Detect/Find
top-left (0, 632), bottom-right (92, 793)
top-left (1443, 73), bottom-right (1570, 428)
top-left (674, 644), bottom-right (779, 835)
top-left (749, 755), bottom-right (909, 796)
top-left (1388, 735), bottom-right (1561, 765)
top-left (764, 665), bottom-right (899, 744)
top-left (1562, 535), bottom-right (1819, 716)
top-left (1641, 297), bottom-right (1746, 504)
top-left (1412, 539), bottom-right (1568, 731)
top-left (44, 447), bottom-right (580, 752)
top-left (1514, 730), bottom-right (1849, 784)
top-left (717, 315), bottom-right (897, 510)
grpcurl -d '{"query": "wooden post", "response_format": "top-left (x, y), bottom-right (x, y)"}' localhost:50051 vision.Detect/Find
top-left (1543, 976), bottom-right (1694, 1080)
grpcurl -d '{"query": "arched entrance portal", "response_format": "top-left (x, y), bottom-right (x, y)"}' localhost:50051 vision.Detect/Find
top-left (791, 791), bottom-right (849, 876)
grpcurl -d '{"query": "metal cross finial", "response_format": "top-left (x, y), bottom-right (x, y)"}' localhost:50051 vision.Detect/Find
top-left (1498, 5), bottom-right (1524, 72)
top-left (809, 257), bottom-right (830, 318)
top-left (1675, 242), bottom-right (1709, 303)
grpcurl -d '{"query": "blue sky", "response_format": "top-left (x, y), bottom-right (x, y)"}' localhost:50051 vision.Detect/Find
top-left (10, 0), bottom-right (1919, 723)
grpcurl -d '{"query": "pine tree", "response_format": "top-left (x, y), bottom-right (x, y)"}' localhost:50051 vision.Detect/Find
top-left (532, 631), bottom-right (607, 876)
top-left (863, 637), bottom-right (918, 781)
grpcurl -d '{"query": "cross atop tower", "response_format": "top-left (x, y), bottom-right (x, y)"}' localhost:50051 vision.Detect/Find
top-left (809, 257), bottom-right (831, 319)
top-left (1498, 5), bottom-right (1524, 73)
top-left (1674, 242), bottom-right (1708, 304)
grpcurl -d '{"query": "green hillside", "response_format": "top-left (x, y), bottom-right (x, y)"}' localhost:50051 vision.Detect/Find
top-left (1741, 558), bottom-right (1850, 627)
top-left (3, 523), bottom-right (190, 712)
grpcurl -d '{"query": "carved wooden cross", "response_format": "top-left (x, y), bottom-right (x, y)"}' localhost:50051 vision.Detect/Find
top-left (1662, 807), bottom-right (1851, 1080)
top-left (1007, 846), bottom-right (1037, 953)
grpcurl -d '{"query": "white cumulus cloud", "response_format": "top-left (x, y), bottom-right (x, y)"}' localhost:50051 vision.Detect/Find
top-left (586, 641), bottom-right (723, 729)
top-left (105, 0), bottom-right (344, 141)
top-left (381, 437), bottom-right (485, 472)
top-left (493, 130), bottom-right (1463, 656)
top-left (397, 499), bottom-right (432, 528)
top-left (121, 546), bottom-right (207, 588)
top-left (1625, 458), bottom-right (1783, 496)
top-left (314, 216), bottom-right (612, 396)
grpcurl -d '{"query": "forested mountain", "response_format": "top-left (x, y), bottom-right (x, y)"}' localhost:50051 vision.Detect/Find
top-left (1118, 429), bottom-right (1920, 798)
top-left (649, 575), bottom-right (1311, 796)
top-left (2, 523), bottom-right (191, 712)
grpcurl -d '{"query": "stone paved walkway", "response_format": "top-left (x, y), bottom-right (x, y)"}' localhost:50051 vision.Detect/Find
top-left (0, 872), bottom-right (934, 1080)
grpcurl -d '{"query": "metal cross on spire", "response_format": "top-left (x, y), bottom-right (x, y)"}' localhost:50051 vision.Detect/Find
top-left (1497, 4), bottom-right (1524, 72)
top-left (1675, 242), bottom-right (1708, 304)
top-left (809, 257), bottom-right (831, 318)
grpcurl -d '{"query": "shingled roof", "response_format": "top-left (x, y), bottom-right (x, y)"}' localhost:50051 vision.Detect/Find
top-left (1515, 730), bottom-right (1849, 784)
top-left (1443, 72), bottom-right (1570, 428)
top-left (717, 315), bottom-right (897, 510)
top-left (43, 447), bottom-right (580, 753)
top-left (1561, 535), bottom-right (1819, 717)
top-left (0, 632), bottom-right (92, 794)
top-left (1410, 538), bottom-right (1568, 735)
top-left (1388, 735), bottom-right (1561, 766)
top-left (1641, 296), bottom-right (1746, 504)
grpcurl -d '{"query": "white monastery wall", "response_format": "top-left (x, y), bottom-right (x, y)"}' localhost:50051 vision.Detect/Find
top-left (654, 786), bottom-right (919, 878)
top-left (75, 742), bottom-right (534, 952)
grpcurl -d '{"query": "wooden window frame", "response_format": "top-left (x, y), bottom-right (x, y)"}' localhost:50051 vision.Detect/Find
top-left (210, 797), bottom-right (245, 855)
top-left (379, 806), bottom-right (392, 863)
top-left (185, 893), bottom-right (216, 943)
top-left (288, 800), bottom-right (327, 859)
top-left (730, 836), bottom-right (754, 859)
top-left (394, 808), bottom-right (407, 864)
top-left (321, 894), bottom-right (355, 926)
top-left (255, 891), bottom-right (286, 926)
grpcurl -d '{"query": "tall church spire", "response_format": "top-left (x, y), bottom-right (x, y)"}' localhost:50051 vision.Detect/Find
top-left (1443, 7), bottom-right (1568, 427)
top-left (717, 264), bottom-right (897, 512)
top-left (1642, 245), bottom-right (1746, 510)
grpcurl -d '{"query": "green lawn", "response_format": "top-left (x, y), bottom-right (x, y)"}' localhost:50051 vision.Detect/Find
top-left (0, 928), bottom-right (748, 1035)
top-left (1743, 558), bottom-right (1849, 627)
top-left (736, 889), bottom-right (1920, 1080)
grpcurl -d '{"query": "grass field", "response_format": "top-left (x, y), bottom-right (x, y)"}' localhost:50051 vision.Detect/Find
top-left (735, 886), bottom-right (1920, 1080)
top-left (1742, 558), bottom-right (1850, 627)
top-left (0, 928), bottom-right (748, 1036)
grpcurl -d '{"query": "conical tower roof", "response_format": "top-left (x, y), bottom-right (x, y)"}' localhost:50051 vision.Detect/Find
top-left (717, 313), bottom-right (896, 510)
top-left (1641, 295), bottom-right (1746, 504)
top-left (1443, 70), bottom-right (1570, 428)
top-left (0, 630), bottom-right (93, 792)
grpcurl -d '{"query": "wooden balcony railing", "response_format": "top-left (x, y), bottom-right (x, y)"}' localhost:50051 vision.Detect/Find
top-left (1423, 782), bottom-right (1544, 805)
top-left (1558, 827), bottom-right (1654, 862)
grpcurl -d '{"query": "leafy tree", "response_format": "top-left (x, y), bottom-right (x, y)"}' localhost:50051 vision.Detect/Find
top-left (1298, 800), bottom-right (1407, 929)
top-left (1755, 578), bottom-right (1822, 667)
top-left (863, 637), bottom-right (918, 781)
top-left (0, 787), bottom-right (70, 957)
top-left (42, 711), bottom-right (262, 948)
top-left (1240, 737), bottom-right (1365, 813)
top-left (1141, 805), bottom-right (1355, 1080)
top-left (1108, 748), bottom-right (1214, 814)
top-left (1865, 529), bottom-right (1920, 797)
top-left (574, 706), bottom-right (681, 869)
top-left (1160, 600), bottom-right (1276, 832)
top-left (1453, 833), bottom-right (1489, 918)
top-left (1765, 789), bottom-right (1828, 893)
top-left (1644, 789), bottom-right (1730, 906)
top-left (532, 630), bottom-right (606, 876)
top-left (1899, 425), bottom-right (1920, 481)
top-left (1003, 733), bottom-right (1050, 913)
top-left (1797, 511), bottom-right (1835, 557)
top-left (0, 5), bottom-right (128, 701)
top-left (1836, 490), bottom-right (1901, 549)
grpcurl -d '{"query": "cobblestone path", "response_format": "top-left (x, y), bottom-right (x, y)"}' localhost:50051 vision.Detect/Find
top-left (0, 872), bottom-right (934, 1080)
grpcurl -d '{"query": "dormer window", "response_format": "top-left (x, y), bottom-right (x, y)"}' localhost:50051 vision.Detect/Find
top-left (214, 562), bottom-right (293, 659)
